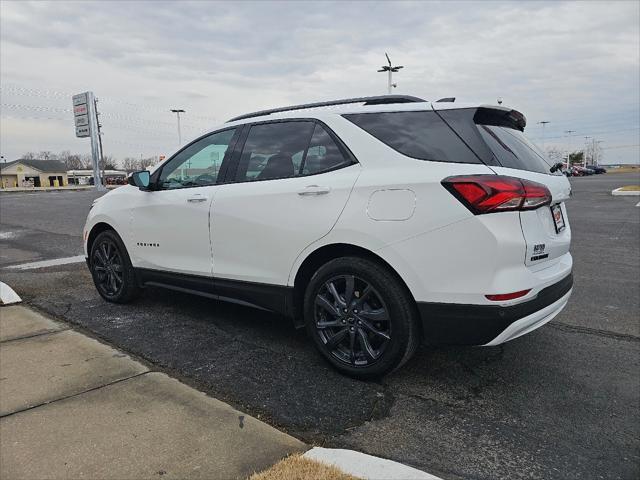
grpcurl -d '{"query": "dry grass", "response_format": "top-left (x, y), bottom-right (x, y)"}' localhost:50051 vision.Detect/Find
top-left (248, 453), bottom-right (361, 480)
top-left (607, 166), bottom-right (640, 174)
top-left (616, 185), bottom-right (640, 191)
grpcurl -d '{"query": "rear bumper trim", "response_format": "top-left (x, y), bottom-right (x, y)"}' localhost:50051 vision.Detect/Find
top-left (417, 273), bottom-right (573, 345)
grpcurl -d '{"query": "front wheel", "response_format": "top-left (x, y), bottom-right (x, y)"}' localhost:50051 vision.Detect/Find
top-left (89, 230), bottom-right (141, 303)
top-left (304, 256), bottom-right (419, 379)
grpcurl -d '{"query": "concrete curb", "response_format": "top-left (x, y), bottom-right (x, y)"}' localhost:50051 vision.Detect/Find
top-left (611, 187), bottom-right (640, 196)
top-left (0, 282), bottom-right (21, 305)
top-left (304, 447), bottom-right (442, 480)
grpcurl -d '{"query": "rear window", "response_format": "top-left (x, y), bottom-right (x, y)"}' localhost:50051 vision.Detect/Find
top-left (477, 125), bottom-right (557, 175)
top-left (343, 111), bottom-right (480, 164)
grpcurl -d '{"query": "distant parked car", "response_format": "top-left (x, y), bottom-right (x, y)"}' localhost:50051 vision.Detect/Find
top-left (573, 166), bottom-right (593, 176)
top-left (589, 165), bottom-right (607, 174)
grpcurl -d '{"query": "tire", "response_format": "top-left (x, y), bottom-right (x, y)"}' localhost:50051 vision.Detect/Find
top-left (304, 256), bottom-right (419, 379)
top-left (89, 229), bottom-right (141, 303)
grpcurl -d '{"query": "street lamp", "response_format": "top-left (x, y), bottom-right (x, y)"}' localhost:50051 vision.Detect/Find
top-left (537, 121), bottom-right (550, 149)
top-left (377, 53), bottom-right (403, 95)
top-left (170, 109), bottom-right (185, 147)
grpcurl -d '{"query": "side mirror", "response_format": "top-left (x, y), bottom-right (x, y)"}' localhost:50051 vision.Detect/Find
top-left (128, 171), bottom-right (151, 190)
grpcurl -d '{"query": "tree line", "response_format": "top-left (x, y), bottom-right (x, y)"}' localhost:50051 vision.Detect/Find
top-left (19, 150), bottom-right (157, 172)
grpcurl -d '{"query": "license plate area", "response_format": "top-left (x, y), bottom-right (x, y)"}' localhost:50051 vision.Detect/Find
top-left (551, 203), bottom-right (565, 233)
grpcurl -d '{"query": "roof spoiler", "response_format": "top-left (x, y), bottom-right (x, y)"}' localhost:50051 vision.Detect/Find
top-left (473, 107), bottom-right (527, 131)
top-left (227, 95), bottom-right (427, 122)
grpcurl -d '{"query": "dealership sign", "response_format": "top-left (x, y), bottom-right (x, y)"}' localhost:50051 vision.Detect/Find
top-left (72, 91), bottom-right (106, 190)
top-left (72, 93), bottom-right (91, 138)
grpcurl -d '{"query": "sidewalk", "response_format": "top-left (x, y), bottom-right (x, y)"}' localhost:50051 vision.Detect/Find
top-left (0, 305), bottom-right (305, 479)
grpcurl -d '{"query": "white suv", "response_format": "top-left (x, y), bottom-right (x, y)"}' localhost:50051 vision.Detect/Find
top-left (84, 95), bottom-right (573, 378)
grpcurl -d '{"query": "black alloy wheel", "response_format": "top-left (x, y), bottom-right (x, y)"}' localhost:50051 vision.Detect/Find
top-left (314, 274), bottom-right (391, 367)
top-left (304, 256), bottom-right (419, 379)
top-left (89, 230), bottom-right (141, 303)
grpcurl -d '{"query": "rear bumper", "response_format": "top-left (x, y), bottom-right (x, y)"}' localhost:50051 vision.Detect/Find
top-left (417, 273), bottom-right (573, 345)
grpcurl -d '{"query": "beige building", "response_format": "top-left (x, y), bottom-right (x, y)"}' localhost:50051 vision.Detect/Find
top-left (0, 159), bottom-right (68, 188)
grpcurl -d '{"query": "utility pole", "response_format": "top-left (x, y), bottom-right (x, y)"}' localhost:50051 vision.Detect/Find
top-left (594, 140), bottom-right (604, 166)
top-left (377, 53), bottom-right (403, 94)
top-left (583, 136), bottom-right (591, 167)
top-left (537, 121), bottom-right (550, 149)
top-left (94, 97), bottom-right (106, 184)
top-left (564, 130), bottom-right (576, 168)
top-left (170, 109), bottom-right (185, 147)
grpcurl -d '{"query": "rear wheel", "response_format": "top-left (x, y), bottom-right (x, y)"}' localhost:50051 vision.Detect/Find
top-left (304, 256), bottom-right (419, 379)
top-left (89, 230), bottom-right (141, 303)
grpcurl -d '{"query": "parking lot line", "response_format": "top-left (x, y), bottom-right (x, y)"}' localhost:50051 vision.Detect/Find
top-left (7, 255), bottom-right (86, 270)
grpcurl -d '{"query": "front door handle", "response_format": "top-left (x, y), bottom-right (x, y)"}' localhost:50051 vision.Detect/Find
top-left (187, 195), bottom-right (207, 203)
top-left (298, 185), bottom-right (331, 196)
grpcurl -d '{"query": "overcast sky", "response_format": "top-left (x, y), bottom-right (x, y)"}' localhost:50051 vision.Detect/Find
top-left (1, 0), bottom-right (639, 164)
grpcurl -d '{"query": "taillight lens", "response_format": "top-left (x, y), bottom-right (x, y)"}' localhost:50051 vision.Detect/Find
top-left (442, 175), bottom-right (551, 214)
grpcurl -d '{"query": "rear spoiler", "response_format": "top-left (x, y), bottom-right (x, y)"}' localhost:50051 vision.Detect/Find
top-left (473, 107), bottom-right (527, 131)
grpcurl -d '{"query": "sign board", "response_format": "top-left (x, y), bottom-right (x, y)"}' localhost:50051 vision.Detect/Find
top-left (72, 93), bottom-right (87, 106)
top-left (75, 125), bottom-right (90, 137)
top-left (74, 115), bottom-right (89, 127)
top-left (73, 104), bottom-right (88, 116)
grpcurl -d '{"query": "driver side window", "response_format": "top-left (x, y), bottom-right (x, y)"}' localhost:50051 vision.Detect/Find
top-left (159, 129), bottom-right (237, 189)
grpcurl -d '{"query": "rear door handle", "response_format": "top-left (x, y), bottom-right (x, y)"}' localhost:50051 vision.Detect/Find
top-left (298, 185), bottom-right (331, 196)
top-left (187, 195), bottom-right (207, 203)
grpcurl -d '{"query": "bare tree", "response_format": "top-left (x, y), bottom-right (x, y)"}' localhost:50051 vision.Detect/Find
top-left (121, 157), bottom-right (139, 172)
top-left (21, 152), bottom-right (36, 160)
top-left (545, 146), bottom-right (564, 164)
top-left (585, 142), bottom-right (604, 165)
top-left (138, 157), bottom-right (156, 170)
top-left (99, 155), bottom-right (118, 170)
top-left (38, 151), bottom-right (56, 161)
top-left (58, 150), bottom-right (84, 170)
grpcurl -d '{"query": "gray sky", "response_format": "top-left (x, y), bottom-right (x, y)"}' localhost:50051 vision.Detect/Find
top-left (1, 0), bottom-right (639, 164)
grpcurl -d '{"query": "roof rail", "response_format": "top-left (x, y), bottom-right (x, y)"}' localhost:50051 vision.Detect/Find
top-left (226, 95), bottom-right (427, 123)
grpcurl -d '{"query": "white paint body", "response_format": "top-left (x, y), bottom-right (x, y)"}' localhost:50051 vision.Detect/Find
top-left (84, 100), bottom-right (573, 346)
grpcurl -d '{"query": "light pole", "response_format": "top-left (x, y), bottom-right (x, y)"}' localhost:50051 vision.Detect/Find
top-left (170, 109), bottom-right (185, 147)
top-left (537, 121), bottom-right (550, 149)
top-left (377, 53), bottom-right (403, 94)
top-left (583, 136), bottom-right (591, 167)
top-left (564, 130), bottom-right (576, 168)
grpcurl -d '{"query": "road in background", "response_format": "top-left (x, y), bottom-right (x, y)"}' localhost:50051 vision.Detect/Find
top-left (1, 174), bottom-right (639, 480)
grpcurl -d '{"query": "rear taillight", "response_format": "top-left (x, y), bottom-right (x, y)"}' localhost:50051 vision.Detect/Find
top-left (442, 175), bottom-right (551, 214)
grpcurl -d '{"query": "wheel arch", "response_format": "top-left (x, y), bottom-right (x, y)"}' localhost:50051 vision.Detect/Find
top-left (291, 242), bottom-right (418, 328)
top-left (87, 222), bottom-right (117, 260)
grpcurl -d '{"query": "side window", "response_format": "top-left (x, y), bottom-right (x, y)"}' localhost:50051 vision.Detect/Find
top-left (344, 111), bottom-right (480, 164)
top-left (159, 129), bottom-right (236, 189)
top-left (236, 121), bottom-right (315, 182)
top-left (300, 124), bottom-right (350, 174)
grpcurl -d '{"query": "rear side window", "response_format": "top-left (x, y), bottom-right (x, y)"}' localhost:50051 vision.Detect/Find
top-left (343, 111), bottom-right (480, 164)
top-left (477, 125), bottom-right (556, 175)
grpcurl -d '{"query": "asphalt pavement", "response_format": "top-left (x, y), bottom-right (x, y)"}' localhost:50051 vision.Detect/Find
top-left (1, 173), bottom-right (638, 480)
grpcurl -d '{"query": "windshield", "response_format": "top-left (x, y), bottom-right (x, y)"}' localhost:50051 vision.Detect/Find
top-left (477, 125), bottom-right (560, 175)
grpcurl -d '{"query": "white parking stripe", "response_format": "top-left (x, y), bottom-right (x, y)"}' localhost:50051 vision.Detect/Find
top-left (7, 255), bottom-right (86, 270)
top-left (636, 201), bottom-right (640, 207)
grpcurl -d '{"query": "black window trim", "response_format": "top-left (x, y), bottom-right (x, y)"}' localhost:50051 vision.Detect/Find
top-left (149, 126), bottom-right (243, 191)
top-left (342, 109), bottom-right (487, 166)
top-left (226, 117), bottom-right (359, 185)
